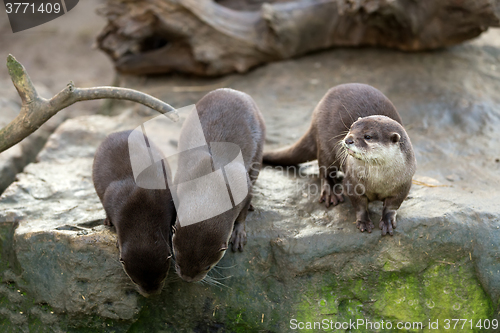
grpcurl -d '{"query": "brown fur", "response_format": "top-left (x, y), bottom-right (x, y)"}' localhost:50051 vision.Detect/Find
top-left (172, 88), bottom-right (265, 282)
top-left (92, 130), bottom-right (176, 295)
top-left (263, 83), bottom-right (415, 235)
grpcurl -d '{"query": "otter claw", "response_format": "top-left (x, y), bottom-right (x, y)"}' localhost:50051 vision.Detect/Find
top-left (230, 227), bottom-right (247, 252)
top-left (320, 190), bottom-right (344, 208)
top-left (356, 220), bottom-right (374, 233)
top-left (379, 219), bottom-right (394, 236)
top-left (104, 217), bottom-right (113, 226)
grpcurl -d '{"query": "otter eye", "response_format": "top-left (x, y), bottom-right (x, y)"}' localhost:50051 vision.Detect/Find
top-left (205, 265), bottom-right (211, 271)
top-left (364, 135), bottom-right (372, 140)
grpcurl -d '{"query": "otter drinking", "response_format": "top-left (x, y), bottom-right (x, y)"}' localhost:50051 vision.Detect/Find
top-left (172, 88), bottom-right (265, 282)
top-left (92, 130), bottom-right (176, 295)
top-left (263, 83), bottom-right (416, 235)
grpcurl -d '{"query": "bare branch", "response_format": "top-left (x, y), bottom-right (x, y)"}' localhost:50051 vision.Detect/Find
top-left (0, 55), bottom-right (179, 154)
top-left (7, 54), bottom-right (37, 104)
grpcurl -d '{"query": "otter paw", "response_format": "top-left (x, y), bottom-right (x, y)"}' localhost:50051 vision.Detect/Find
top-left (379, 218), bottom-right (395, 236)
top-left (333, 193), bottom-right (344, 205)
top-left (104, 217), bottom-right (113, 226)
top-left (230, 228), bottom-right (247, 252)
top-left (319, 188), bottom-right (344, 208)
top-left (356, 220), bottom-right (374, 233)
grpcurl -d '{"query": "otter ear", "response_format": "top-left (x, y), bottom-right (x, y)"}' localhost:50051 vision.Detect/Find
top-left (219, 243), bottom-right (228, 252)
top-left (119, 258), bottom-right (125, 264)
top-left (390, 133), bottom-right (401, 143)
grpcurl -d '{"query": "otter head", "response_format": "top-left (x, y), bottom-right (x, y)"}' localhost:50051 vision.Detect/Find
top-left (119, 238), bottom-right (171, 297)
top-left (172, 214), bottom-right (233, 283)
top-left (342, 115), bottom-right (404, 164)
top-left (115, 188), bottom-right (175, 297)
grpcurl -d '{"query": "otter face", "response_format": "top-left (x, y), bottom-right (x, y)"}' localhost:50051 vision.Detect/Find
top-left (172, 219), bottom-right (230, 283)
top-left (173, 247), bottom-right (227, 283)
top-left (342, 116), bottom-right (402, 164)
top-left (119, 246), bottom-right (171, 297)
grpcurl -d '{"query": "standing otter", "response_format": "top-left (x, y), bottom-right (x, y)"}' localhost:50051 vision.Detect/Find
top-left (263, 83), bottom-right (416, 235)
top-left (172, 88), bottom-right (265, 282)
top-left (92, 130), bottom-right (176, 296)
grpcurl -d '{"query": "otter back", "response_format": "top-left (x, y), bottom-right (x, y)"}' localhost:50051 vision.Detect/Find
top-left (172, 88), bottom-right (265, 282)
top-left (92, 130), bottom-right (176, 295)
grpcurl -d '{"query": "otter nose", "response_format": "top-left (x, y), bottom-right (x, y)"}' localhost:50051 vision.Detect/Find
top-left (181, 275), bottom-right (195, 283)
top-left (345, 138), bottom-right (354, 145)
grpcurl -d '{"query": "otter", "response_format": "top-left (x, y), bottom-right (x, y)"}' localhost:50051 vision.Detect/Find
top-left (263, 83), bottom-right (416, 235)
top-left (172, 88), bottom-right (265, 282)
top-left (92, 130), bottom-right (176, 295)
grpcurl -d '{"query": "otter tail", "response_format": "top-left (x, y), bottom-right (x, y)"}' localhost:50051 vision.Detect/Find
top-left (263, 128), bottom-right (317, 165)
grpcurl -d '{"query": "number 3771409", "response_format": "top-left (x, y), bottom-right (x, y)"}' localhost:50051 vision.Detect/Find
top-left (444, 319), bottom-right (498, 330)
top-left (5, 2), bottom-right (62, 14)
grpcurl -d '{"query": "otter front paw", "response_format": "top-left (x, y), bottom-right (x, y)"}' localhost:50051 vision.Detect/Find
top-left (356, 220), bottom-right (374, 233)
top-left (230, 225), bottom-right (247, 252)
top-left (379, 216), bottom-right (396, 236)
top-left (319, 184), bottom-right (344, 208)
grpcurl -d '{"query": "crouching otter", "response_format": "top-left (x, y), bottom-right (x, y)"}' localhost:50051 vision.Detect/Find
top-left (93, 130), bottom-right (176, 295)
top-left (172, 88), bottom-right (265, 282)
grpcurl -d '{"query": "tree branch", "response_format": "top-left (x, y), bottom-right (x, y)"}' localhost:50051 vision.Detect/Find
top-left (0, 54), bottom-right (179, 154)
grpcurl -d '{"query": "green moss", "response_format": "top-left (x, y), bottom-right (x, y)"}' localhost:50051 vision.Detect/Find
top-left (289, 258), bottom-right (492, 333)
top-left (6, 55), bottom-right (25, 80)
top-left (294, 276), bottom-right (374, 332)
top-left (373, 273), bottom-right (426, 329)
top-left (225, 308), bottom-right (261, 333)
top-left (422, 262), bottom-right (492, 332)
top-left (0, 255), bottom-right (494, 332)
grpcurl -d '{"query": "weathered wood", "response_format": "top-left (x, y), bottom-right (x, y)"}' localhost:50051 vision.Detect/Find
top-left (96, 0), bottom-right (500, 76)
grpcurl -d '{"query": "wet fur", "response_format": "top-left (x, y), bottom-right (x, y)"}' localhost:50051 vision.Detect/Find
top-left (92, 130), bottom-right (176, 295)
top-left (172, 88), bottom-right (265, 282)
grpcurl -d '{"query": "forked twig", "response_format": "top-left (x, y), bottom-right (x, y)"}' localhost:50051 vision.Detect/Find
top-left (0, 54), bottom-right (179, 153)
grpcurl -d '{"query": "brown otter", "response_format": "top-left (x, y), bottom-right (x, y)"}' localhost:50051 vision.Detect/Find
top-left (172, 88), bottom-right (265, 282)
top-left (263, 83), bottom-right (416, 235)
top-left (92, 130), bottom-right (176, 295)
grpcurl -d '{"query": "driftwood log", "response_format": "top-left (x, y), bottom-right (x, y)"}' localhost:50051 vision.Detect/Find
top-left (96, 0), bottom-right (500, 76)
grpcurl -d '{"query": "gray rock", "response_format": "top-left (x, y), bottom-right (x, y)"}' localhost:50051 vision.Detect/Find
top-left (0, 84), bottom-right (62, 195)
top-left (1, 31), bottom-right (500, 331)
top-left (0, 111), bottom-right (166, 321)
